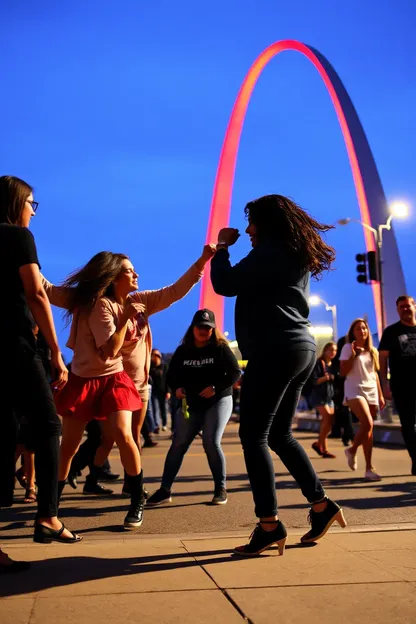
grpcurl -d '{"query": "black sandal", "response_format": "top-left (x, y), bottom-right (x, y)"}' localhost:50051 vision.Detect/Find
top-left (34, 523), bottom-right (83, 544)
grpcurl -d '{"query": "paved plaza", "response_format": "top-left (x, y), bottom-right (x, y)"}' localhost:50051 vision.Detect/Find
top-left (1, 425), bottom-right (416, 623)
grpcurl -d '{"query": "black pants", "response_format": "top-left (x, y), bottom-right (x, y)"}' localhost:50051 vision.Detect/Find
top-left (70, 420), bottom-right (110, 474)
top-left (333, 402), bottom-right (354, 443)
top-left (0, 339), bottom-right (61, 517)
top-left (239, 350), bottom-right (325, 517)
top-left (392, 388), bottom-right (416, 463)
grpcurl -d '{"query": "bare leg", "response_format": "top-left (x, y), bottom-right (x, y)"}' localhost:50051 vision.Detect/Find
top-left (362, 406), bottom-right (377, 471)
top-left (59, 418), bottom-right (88, 481)
top-left (347, 398), bottom-right (374, 466)
top-left (132, 403), bottom-right (148, 451)
top-left (108, 411), bottom-right (141, 476)
top-left (317, 405), bottom-right (335, 453)
top-left (93, 420), bottom-right (115, 467)
top-left (24, 451), bottom-right (35, 490)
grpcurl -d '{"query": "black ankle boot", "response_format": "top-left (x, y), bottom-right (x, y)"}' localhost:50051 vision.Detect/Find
top-left (234, 520), bottom-right (287, 556)
top-left (301, 497), bottom-right (347, 543)
top-left (57, 480), bottom-right (66, 503)
top-left (124, 471), bottom-right (144, 530)
top-left (83, 465), bottom-right (114, 496)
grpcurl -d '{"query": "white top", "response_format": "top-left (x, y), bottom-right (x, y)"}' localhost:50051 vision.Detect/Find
top-left (340, 343), bottom-right (378, 405)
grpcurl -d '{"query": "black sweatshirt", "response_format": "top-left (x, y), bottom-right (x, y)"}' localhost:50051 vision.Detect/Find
top-left (166, 341), bottom-right (241, 412)
top-left (210, 244), bottom-right (315, 360)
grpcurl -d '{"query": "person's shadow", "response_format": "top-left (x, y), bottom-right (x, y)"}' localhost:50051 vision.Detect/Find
top-left (0, 542), bottom-right (316, 598)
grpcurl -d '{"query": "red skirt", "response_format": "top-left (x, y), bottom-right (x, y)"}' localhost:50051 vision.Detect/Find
top-left (55, 371), bottom-right (142, 421)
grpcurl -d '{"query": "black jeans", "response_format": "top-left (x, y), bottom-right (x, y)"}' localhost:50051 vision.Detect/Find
top-left (392, 387), bottom-right (416, 463)
top-left (239, 350), bottom-right (325, 517)
top-left (0, 338), bottom-right (61, 517)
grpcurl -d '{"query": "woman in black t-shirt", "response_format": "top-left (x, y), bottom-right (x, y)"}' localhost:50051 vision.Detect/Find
top-left (147, 309), bottom-right (240, 506)
top-left (0, 176), bottom-right (81, 573)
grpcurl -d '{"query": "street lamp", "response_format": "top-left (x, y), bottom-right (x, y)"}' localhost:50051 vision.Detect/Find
top-left (337, 201), bottom-right (409, 331)
top-left (309, 296), bottom-right (338, 342)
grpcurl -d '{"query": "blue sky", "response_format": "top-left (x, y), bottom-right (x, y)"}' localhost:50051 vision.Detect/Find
top-left (2, 1), bottom-right (415, 357)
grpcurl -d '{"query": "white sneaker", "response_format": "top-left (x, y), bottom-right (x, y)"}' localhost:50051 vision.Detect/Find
top-left (345, 448), bottom-right (357, 471)
top-left (364, 470), bottom-right (382, 482)
top-left (162, 426), bottom-right (168, 432)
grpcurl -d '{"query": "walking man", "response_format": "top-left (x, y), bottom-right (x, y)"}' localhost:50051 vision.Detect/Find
top-left (379, 296), bottom-right (416, 475)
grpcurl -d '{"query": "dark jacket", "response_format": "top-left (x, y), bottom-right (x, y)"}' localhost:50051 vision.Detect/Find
top-left (210, 244), bottom-right (315, 359)
top-left (166, 341), bottom-right (241, 412)
top-left (309, 359), bottom-right (335, 407)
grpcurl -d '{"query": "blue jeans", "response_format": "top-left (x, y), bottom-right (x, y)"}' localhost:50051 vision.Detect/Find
top-left (239, 350), bottom-right (325, 518)
top-left (161, 395), bottom-right (233, 491)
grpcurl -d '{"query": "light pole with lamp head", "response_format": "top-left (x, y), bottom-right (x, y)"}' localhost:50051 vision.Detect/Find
top-left (337, 201), bottom-right (409, 332)
top-left (309, 296), bottom-right (338, 342)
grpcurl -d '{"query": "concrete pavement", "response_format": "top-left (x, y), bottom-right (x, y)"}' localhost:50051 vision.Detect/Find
top-left (2, 423), bottom-right (415, 539)
top-left (1, 527), bottom-right (416, 623)
top-left (1, 424), bottom-right (416, 623)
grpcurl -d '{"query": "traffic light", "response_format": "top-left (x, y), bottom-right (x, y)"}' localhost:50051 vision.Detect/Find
top-left (356, 253), bottom-right (367, 283)
top-left (356, 251), bottom-right (380, 284)
top-left (367, 250), bottom-right (379, 281)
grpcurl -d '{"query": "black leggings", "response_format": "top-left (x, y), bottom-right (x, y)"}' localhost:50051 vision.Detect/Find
top-left (239, 350), bottom-right (325, 517)
top-left (0, 339), bottom-right (61, 517)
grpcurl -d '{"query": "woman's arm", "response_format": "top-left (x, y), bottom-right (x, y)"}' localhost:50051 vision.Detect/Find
top-left (339, 344), bottom-right (357, 377)
top-left (213, 344), bottom-right (241, 393)
top-left (135, 245), bottom-right (215, 316)
top-left (20, 264), bottom-right (67, 387)
top-left (166, 347), bottom-right (184, 395)
top-left (99, 301), bottom-right (145, 359)
top-left (41, 275), bottom-right (71, 309)
top-left (312, 360), bottom-right (329, 386)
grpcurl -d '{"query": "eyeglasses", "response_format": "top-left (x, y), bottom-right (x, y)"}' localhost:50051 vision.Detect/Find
top-left (27, 200), bottom-right (39, 212)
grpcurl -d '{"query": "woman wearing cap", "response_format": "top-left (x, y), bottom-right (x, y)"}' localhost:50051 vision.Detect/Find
top-left (147, 309), bottom-right (241, 506)
top-left (211, 194), bottom-right (345, 556)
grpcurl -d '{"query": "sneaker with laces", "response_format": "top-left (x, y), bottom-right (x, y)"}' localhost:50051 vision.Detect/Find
top-left (124, 498), bottom-right (145, 529)
top-left (345, 447), bottom-right (357, 471)
top-left (146, 488), bottom-right (172, 506)
top-left (211, 488), bottom-right (228, 505)
top-left (364, 469), bottom-right (381, 481)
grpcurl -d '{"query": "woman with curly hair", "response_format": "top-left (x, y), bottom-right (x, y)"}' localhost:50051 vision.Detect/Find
top-left (211, 194), bottom-right (346, 556)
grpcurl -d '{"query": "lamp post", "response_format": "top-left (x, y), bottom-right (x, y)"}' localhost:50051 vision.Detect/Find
top-left (309, 296), bottom-right (338, 342)
top-left (337, 201), bottom-right (409, 332)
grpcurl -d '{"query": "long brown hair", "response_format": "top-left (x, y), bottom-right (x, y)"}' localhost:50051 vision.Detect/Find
top-left (347, 318), bottom-right (379, 370)
top-left (181, 325), bottom-right (228, 348)
top-left (244, 194), bottom-right (335, 279)
top-left (63, 251), bottom-right (128, 317)
top-left (319, 341), bottom-right (337, 360)
top-left (0, 175), bottom-right (33, 225)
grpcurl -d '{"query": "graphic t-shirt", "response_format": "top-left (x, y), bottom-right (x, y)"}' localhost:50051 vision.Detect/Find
top-left (0, 223), bottom-right (40, 344)
top-left (378, 322), bottom-right (416, 390)
top-left (166, 342), bottom-right (241, 412)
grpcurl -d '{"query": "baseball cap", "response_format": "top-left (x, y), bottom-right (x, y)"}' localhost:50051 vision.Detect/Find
top-left (192, 309), bottom-right (216, 328)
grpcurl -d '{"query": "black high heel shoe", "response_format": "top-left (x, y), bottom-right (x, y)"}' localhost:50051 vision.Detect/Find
top-left (34, 523), bottom-right (83, 544)
top-left (234, 520), bottom-right (287, 556)
top-left (301, 497), bottom-right (346, 543)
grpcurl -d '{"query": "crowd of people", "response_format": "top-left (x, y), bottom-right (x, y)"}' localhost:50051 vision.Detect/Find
top-left (1, 176), bottom-right (415, 572)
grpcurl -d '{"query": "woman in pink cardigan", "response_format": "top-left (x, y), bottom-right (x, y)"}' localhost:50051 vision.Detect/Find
top-left (42, 244), bottom-right (215, 504)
